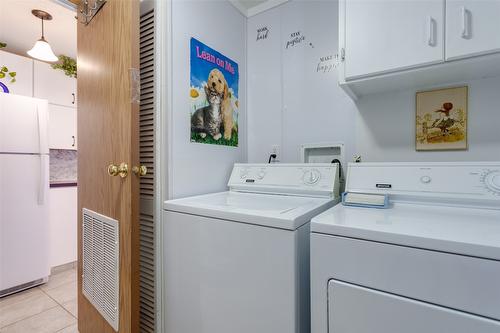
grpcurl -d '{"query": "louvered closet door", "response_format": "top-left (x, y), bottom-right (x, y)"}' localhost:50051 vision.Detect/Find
top-left (139, 9), bottom-right (156, 333)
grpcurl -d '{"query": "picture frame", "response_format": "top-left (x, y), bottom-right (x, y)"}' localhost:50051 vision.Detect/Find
top-left (415, 86), bottom-right (468, 151)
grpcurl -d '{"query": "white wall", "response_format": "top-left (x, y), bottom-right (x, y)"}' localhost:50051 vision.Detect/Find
top-left (247, 0), bottom-right (357, 166)
top-left (355, 76), bottom-right (500, 162)
top-left (247, 0), bottom-right (500, 166)
top-left (170, 0), bottom-right (247, 198)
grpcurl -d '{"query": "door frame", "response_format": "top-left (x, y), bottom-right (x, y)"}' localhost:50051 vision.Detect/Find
top-left (153, 0), bottom-right (171, 332)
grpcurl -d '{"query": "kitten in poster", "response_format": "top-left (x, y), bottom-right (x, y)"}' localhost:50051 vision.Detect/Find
top-left (191, 86), bottom-right (222, 140)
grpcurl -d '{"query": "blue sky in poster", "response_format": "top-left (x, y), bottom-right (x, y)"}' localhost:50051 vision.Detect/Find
top-left (190, 37), bottom-right (239, 98)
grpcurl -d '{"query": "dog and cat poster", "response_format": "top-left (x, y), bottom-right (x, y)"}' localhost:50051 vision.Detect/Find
top-left (190, 37), bottom-right (239, 147)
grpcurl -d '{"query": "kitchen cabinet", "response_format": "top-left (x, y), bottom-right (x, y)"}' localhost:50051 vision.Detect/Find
top-left (34, 60), bottom-right (76, 107)
top-left (342, 0), bottom-right (444, 80)
top-left (49, 186), bottom-right (77, 268)
top-left (446, 0), bottom-right (500, 61)
top-left (48, 104), bottom-right (77, 150)
top-left (0, 50), bottom-right (33, 97)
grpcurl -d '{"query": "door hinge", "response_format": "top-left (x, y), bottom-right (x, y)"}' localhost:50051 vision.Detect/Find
top-left (340, 48), bottom-right (345, 62)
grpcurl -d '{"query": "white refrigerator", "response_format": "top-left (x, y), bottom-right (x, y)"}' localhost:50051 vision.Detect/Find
top-left (0, 93), bottom-right (50, 297)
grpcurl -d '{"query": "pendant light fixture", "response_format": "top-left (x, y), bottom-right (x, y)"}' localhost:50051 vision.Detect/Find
top-left (27, 9), bottom-right (58, 62)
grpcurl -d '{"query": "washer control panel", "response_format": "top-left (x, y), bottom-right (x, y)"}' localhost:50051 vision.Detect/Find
top-left (229, 163), bottom-right (339, 197)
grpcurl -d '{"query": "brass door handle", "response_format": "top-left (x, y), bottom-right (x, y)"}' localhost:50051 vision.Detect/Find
top-left (132, 165), bottom-right (147, 177)
top-left (108, 163), bottom-right (128, 178)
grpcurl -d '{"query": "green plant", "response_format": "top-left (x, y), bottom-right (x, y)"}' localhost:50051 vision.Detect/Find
top-left (0, 42), bottom-right (6, 49)
top-left (51, 55), bottom-right (77, 78)
top-left (0, 66), bottom-right (16, 83)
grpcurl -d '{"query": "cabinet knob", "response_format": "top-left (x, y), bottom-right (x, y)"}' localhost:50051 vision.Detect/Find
top-left (108, 163), bottom-right (128, 178)
top-left (132, 165), bottom-right (147, 177)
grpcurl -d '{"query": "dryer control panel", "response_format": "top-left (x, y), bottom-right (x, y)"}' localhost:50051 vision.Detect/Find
top-left (346, 162), bottom-right (500, 207)
top-left (228, 163), bottom-right (339, 198)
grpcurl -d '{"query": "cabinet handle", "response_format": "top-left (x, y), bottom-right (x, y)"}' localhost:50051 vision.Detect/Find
top-left (427, 16), bottom-right (436, 46)
top-left (461, 6), bottom-right (470, 39)
top-left (71, 93), bottom-right (75, 105)
top-left (72, 135), bottom-right (75, 147)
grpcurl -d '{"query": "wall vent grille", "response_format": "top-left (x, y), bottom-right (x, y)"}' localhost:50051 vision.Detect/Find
top-left (139, 8), bottom-right (157, 333)
top-left (82, 208), bottom-right (119, 331)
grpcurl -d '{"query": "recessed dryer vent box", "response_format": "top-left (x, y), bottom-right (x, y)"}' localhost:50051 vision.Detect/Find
top-left (300, 143), bottom-right (345, 166)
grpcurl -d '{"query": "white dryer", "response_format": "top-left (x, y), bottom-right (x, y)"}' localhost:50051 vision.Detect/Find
top-left (163, 163), bottom-right (340, 333)
top-left (311, 162), bottom-right (500, 333)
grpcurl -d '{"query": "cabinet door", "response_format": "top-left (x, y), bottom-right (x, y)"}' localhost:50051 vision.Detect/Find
top-left (48, 104), bottom-right (77, 150)
top-left (343, 0), bottom-right (445, 80)
top-left (49, 187), bottom-right (77, 267)
top-left (0, 50), bottom-right (33, 96)
top-left (34, 61), bottom-right (76, 107)
top-left (446, 0), bottom-right (500, 60)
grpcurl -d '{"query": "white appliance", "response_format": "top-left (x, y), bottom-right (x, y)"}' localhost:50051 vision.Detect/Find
top-left (0, 93), bottom-right (50, 297)
top-left (163, 163), bottom-right (340, 333)
top-left (311, 162), bottom-right (500, 333)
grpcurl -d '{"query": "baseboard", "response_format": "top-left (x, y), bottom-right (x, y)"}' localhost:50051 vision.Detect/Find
top-left (51, 261), bottom-right (77, 275)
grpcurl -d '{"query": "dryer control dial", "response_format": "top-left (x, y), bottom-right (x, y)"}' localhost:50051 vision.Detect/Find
top-left (482, 170), bottom-right (500, 195)
top-left (303, 169), bottom-right (321, 185)
top-left (240, 168), bottom-right (249, 179)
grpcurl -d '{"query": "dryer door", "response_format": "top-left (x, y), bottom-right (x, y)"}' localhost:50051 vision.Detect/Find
top-left (327, 280), bottom-right (500, 333)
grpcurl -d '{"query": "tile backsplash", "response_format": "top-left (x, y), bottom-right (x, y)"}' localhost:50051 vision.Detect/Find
top-left (50, 149), bottom-right (77, 185)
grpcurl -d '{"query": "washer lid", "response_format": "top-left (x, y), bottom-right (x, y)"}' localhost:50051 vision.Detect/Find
top-left (311, 203), bottom-right (500, 260)
top-left (164, 191), bottom-right (336, 230)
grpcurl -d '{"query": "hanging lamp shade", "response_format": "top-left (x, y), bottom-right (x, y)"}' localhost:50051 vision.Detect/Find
top-left (27, 10), bottom-right (58, 62)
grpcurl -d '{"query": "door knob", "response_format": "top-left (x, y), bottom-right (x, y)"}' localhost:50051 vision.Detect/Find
top-left (132, 165), bottom-right (147, 177)
top-left (108, 163), bottom-right (128, 178)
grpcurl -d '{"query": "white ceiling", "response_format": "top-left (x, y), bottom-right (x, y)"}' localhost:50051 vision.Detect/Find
top-left (237, 0), bottom-right (268, 10)
top-left (230, 0), bottom-right (289, 17)
top-left (0, 0), bottom-right (76, 59)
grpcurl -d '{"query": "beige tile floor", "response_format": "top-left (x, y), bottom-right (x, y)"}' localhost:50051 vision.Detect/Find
top-left (0, 268), bottom-right (78, 333)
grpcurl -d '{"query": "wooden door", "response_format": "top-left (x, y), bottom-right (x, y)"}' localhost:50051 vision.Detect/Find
top-left (446, 0), bottom-right (500, 61)
top-left (77, 0), bottom-right (140, 332)
top-left (342, 0), bottom-right (445, 80)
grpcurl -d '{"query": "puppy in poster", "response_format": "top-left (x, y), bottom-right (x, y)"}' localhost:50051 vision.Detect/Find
top-left (190, 38), bottom-right (239, 147)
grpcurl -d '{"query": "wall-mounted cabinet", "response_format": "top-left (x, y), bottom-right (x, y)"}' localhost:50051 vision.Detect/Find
top-left (446, 0), bottom-right (500, 61)
top-left (48, 104), bottom-right (77, 150)
top-left (34, 61), bottom-right (76, 107)
top-left (339, 0), bottom-right (500, 99)
top-left (343, 0), bottom-right (444, 80)
top-left (0, 50), bottom-right (33, 97)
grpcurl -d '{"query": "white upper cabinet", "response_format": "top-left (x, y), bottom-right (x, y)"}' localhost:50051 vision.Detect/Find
top-left (34, 61), bottom-right (76, 107)
top-left (48, 104), bottom-right (77, 150)
top-left (342, 0), bottom-right (445, 80)
top-left (446, 0), bottom-right (500, 61)
top-left (0, 50), bottom-right (33, 97)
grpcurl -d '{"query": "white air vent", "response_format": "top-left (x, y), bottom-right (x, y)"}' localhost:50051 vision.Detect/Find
top-left (82, 208), bottom-right (119, 331)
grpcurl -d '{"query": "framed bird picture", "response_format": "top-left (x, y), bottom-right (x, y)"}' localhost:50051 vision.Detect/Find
top-left (415, 86), bottom-right (468, 151)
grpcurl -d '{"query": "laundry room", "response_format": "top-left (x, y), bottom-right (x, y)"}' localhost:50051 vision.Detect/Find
top-left (161, 1), bottom-right (500, 332)
top-left (1, 1), bottom-right (500, 333)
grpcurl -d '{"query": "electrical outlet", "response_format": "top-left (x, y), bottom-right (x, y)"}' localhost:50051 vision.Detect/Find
top-left (271, 145), bottom-right (280, 162)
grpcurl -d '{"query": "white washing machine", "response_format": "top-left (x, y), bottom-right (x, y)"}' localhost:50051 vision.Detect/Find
top-left (311, 162), bottom-right (500, 333)
top-left (163, 163), bottom-right (340, 333)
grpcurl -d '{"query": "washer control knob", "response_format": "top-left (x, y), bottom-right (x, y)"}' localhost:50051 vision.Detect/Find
top-left (420, 176), bottom-right (432, 184)
top-left (483, 170), bottom-right (500, 194)
top-left (257, 171), bottom-right (266, 179)
top-left (303, 169), bottom-right (321, 185)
